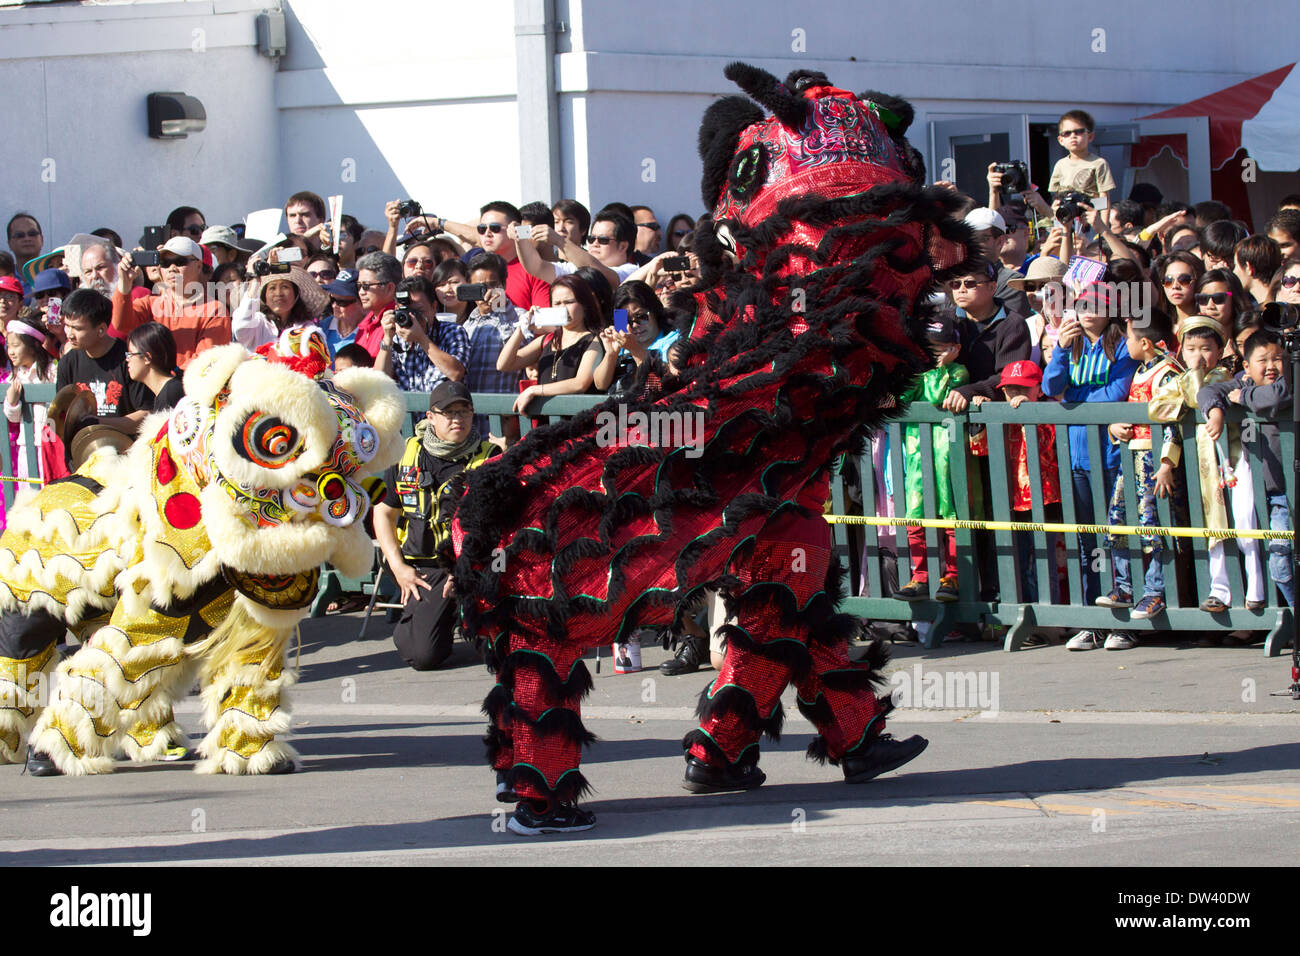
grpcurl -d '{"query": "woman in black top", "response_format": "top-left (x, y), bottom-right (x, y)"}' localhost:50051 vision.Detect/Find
top-left (123, 322), bottom-right (184, 414)
top-left (497, 274), bottom-right (606, 413)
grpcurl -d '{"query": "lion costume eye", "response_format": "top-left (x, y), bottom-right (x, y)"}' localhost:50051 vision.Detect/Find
top-left (727, 144), bottom-right (767, 199)
top-left (234, 412), bottom-right (303, 469)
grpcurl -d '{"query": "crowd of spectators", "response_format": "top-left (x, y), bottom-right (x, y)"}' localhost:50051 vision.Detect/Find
top-left (1, 104), bottom-right (1295, 657)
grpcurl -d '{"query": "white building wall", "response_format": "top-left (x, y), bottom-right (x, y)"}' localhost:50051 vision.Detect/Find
top-left (0, 0), bottom-right (277, 249)
top-left (275, 0), bottom-right (521, 230)
top-left (0, 0), bottom-right (1294, 253)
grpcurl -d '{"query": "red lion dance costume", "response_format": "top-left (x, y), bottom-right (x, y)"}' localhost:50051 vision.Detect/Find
top-left (450, 64), bottom-right (979, 833)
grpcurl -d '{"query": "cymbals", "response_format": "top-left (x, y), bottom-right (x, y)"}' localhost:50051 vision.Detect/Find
top-left (46, 385), bottom-right (98, 445)
top-left (68, 424), bottom-right (135, 470)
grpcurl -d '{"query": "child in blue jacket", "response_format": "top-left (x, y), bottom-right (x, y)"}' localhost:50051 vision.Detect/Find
top-left (1042, 284), bottom-right (1139, 649)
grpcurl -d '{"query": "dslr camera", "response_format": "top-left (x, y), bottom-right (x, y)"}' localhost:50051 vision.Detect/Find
top-left (393, 290), bottom-right (417, 329)
top-left (252, 259), bottom-right (292, 277)
top-left (396, 199), bottom-right (423, 219)
top-left (1260, 301), bottom-right (1299, 334)
top-left (993, 161), bottom-right (1029, 195)
top-left (1055, 191), bottom-right (1092, 223)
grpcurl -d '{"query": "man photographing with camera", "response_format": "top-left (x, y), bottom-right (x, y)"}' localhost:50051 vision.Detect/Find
top-left (376, 275), bottom-right (469, 391)
top-left (425, 201), bottom-right (552, 311)
top-left (113, 237), bottom-right (230, 370)
top-left (373, 380), bottom-right (500, 671)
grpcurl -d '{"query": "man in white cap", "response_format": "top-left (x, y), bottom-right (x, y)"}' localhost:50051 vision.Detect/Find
top-left (963, 207), bottom-right (1032, 317)
top-left (113, 237), bottom-right (231, 369)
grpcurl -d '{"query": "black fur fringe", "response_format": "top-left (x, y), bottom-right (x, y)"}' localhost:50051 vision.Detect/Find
top-left (505, 763), bottom-right (594, 805)
top-left (694, 682), bottom-right (785, 742)
top-left (681, 728), bottom-right (760, 769)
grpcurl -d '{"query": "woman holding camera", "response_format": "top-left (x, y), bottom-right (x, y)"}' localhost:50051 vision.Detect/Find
top-left (498, 274), bottom-right (606, 414)
top-left (593, 281), bottom-right (680, 399)
top-left (230, 264), bottom-right (328, 351)
top-left (432, 259), bottom-right (474, 325)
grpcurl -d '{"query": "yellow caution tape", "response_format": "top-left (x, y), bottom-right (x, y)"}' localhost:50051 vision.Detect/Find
top-left (0, 475), bottom-right (42, 485)
top-left (824, 514), bottom-right (1293, 541)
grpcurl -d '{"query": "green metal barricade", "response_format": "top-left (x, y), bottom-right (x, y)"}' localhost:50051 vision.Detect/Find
top-left (4, 384), bottom-right (1292, 654)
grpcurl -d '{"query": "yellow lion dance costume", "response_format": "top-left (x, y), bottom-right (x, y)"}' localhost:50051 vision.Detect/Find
top-left (0, 340), bottom-right (403, 775)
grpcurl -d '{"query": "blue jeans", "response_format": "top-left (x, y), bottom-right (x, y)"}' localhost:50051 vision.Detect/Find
top-left (1110, 450), bottom-right (1165, 599)
top-left (1269, 495), bottom-right (1295, 609)
top-left (1072, 464), bottom-right (1118, 606)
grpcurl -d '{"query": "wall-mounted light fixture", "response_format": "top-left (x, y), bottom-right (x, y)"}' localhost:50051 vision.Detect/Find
top-left (147, 92), bottom-right (206, 139)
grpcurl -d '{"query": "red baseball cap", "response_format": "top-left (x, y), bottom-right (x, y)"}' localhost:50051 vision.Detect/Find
top-left (998, 360), bottom-right (1043, 389)
top-left (199, 244), bottom-right (215, 271)
top-left (0, 276), bottom-right (23, 297)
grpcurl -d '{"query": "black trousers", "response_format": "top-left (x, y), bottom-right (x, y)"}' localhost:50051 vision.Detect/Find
top-left (0, 609), bottom-right (67, 661)
top-left (392, 567), bottom-right (457, 671)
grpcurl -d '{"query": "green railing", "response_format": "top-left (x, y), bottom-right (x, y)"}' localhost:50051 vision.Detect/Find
top-left (6, 384), bottom-right (1293, 655)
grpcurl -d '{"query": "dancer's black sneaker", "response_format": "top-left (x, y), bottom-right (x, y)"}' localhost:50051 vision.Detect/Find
top-left (265, 755), bottom-right (297, 775)
top-left (496, 771), bottom-right (519, 803)
top-left (681, 755), bottom-right (766, 793)
top-left (660, 634), bottom-right (707, 676)
top-left (507, 801), bottom-right (595, 835)
top-left (24, 747), bottom-right (61, 777)
top-left (842, 733), bottom-right (928, 783)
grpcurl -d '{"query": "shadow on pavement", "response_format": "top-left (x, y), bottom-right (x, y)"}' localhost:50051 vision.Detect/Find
top-left (5, 740), bottom-right (1299, 865)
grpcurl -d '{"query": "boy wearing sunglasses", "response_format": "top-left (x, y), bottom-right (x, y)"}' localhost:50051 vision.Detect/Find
top-left (435, 201), bottom-right (551, 311)
top-left (1047, 109), bottom-right (1115, 206)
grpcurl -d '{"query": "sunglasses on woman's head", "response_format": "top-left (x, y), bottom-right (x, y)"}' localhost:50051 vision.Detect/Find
top-left (1195, 292), bottom-right (1232, 306)
top-left (477, 223), bottom-right (505, 235)
top-left (1162, 273), bottom-right (1194, 287)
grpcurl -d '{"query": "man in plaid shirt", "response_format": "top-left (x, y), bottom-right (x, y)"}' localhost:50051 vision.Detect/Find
top-left (377, 276), bottom-right (469, 392)
top-left (459, 254), bottom-right (524, 438)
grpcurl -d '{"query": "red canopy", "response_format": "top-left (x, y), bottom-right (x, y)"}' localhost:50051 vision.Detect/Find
top-left (1133, 63), bottom-right (1295, 170)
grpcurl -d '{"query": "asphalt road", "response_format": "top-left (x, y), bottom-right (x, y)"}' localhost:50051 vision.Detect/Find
top-left (2, 615), bottom-right (1298, 866)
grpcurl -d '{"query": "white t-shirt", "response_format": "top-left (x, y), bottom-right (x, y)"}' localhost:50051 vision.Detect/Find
top-left (552, 260), bottom-right (640, 283)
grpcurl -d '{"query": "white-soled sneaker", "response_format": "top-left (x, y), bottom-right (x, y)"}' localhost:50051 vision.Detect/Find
top-left (1104, 631), bottom-right (1137, 650)
top-left (1065, 630), bottom-right (1104, 651)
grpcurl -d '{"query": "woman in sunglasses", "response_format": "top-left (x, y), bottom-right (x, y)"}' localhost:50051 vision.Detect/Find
top-left (1152, 251), bottom-right (1204, 335)
top-left (665, 214), bottom-right (696, 251)
top-left (1192, 268), bottom-right (1245, 366)
top-left (1267, 256), bottom-right (1300, 305)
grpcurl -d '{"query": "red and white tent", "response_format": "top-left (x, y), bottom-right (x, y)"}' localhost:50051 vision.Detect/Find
top-left (1133, 63), bottom-right (1299, 173)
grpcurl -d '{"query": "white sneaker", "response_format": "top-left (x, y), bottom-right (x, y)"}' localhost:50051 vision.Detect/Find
top-left (1065, 630), bottom-right (1104, 651)
top-left (1104, 631), bottom-right (1137, 650)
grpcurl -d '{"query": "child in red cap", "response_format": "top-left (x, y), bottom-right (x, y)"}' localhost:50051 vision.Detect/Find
top-left (994, 359), bottom-right (1064, 604)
